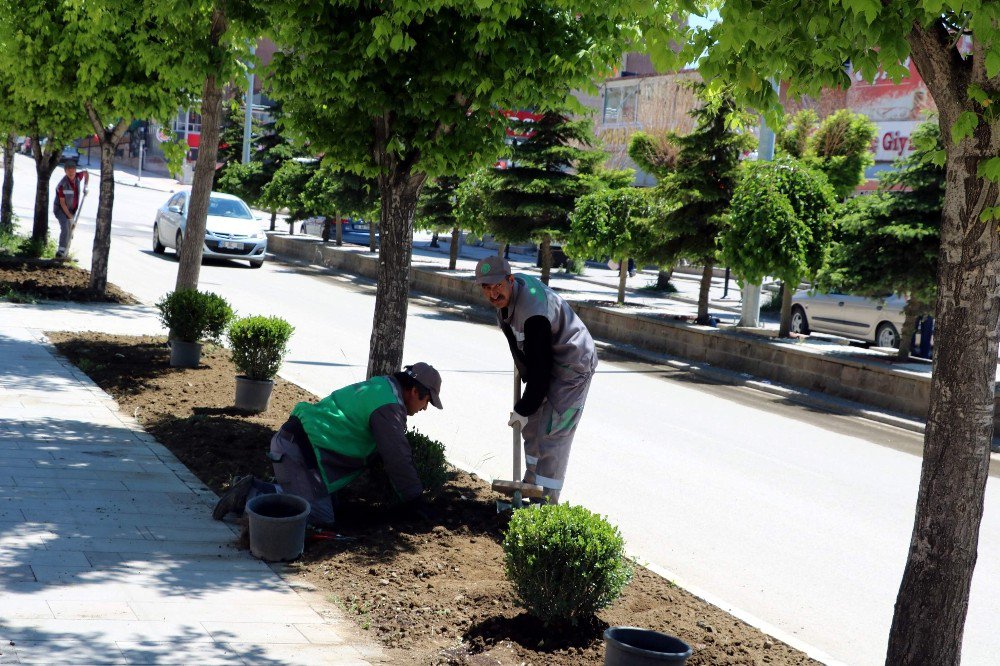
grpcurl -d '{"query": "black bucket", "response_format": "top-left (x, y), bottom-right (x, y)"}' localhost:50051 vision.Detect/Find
top-left (246, 493), bottom-right (310, 562)
top-left (604, 626), bottom-right (692, 665)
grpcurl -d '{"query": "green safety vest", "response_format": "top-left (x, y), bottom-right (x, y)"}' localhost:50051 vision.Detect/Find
top-left (291, 375), bottom-right (400, 492)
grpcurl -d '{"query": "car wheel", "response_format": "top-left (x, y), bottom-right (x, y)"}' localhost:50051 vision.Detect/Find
top-left (876, 322), bottom-right (900, 348)
top-left (152, 223), bottom-right (165, 254)
top-left (249, 259), bottom-right (264, 269)
top-left (175, 231), bottom-right (184, 262)
top-left (790, 305), bottom-right (810, 335)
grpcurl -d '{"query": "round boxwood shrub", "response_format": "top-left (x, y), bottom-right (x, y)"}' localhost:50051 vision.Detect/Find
top-left (503, 504), bottom-right (633, 628)
top-left (368, 428), bottom-right (448, 502)
top-left (227, 315), bottom-right (295, 381)
top-left (156, 288), bottom-right (234, 343)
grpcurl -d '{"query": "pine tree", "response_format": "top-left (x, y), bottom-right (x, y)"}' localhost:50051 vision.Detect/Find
top-left (645, 86), bottom-right (754, 324)
top-left (818, 120), bottom-right (943, 359)
top-left (415, 176), bottom-right (462, 269)
top-left (480, 111), bottom-right (603, 284)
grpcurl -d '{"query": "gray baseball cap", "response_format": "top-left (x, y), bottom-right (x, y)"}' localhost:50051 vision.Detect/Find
top-left (473, 257), bottom-right (511, 285)
top-left (406, 362), bottom-right (443, 409)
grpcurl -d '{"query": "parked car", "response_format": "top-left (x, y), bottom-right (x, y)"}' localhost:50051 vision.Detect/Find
top-left (300, 216), bottom-right (379, 247)
top-left (152, 191), bottom-right (267, 268)
top-left (790, 289), bottom-right (910, 348)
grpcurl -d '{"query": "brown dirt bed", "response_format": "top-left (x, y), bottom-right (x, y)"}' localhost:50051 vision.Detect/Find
top-left (48, 331), bottom-right (819, 666)
top-left (0, 259), bottom-right (137, 304)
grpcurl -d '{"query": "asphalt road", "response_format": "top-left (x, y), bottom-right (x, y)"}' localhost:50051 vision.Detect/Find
top-left (6, 154), bottom-right (1000, 665)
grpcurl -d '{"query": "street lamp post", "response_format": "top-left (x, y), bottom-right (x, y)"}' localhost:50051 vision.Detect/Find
top-left (242, 44), bottom-right (256, 164)
top-left (739, 80), bottom-right (780, 328)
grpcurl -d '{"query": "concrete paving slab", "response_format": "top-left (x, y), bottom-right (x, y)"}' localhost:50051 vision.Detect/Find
top-left (47, 601), bottom-right (138, 621)
top-left (0, 320), bottom-right (379, 664)
top-left (115, 641), bottom-right (242, 665)
top-left (11, 640), bottom-right (126, 665)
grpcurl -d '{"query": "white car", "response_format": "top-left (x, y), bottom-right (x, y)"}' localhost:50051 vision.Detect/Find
top-left (790, 289), bottom-right (908, 348)
top-left (152, 191), bottom-right (267, 268)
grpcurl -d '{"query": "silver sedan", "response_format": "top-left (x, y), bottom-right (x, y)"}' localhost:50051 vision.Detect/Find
top-left (790, 289), bottom-right (908, 348)
top-left (152, 191), bottom-right (268, 268)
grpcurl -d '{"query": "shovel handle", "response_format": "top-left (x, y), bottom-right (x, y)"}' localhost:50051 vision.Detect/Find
top-left (513, 369), bottom-right (522, 485)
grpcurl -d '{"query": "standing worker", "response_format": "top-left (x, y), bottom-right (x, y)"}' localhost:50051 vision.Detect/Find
top-left (53, 158), bottom-right (89, 259)
top-left (213, 363), bottom-right (444, 526)
top-left (474, 257), bottom-right (597, 504)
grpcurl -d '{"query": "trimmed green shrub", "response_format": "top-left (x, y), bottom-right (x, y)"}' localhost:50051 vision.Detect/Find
top-left (503, 504), bottom-right (633, 627)
top-left (156, 289), bottom-right (234, 343)
top-left (368, 428), bottom-right (448, 502)
top-left (227, 315), bottom-right (294, 380)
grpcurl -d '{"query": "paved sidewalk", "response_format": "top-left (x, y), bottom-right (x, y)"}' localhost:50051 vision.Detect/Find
top-left (0, 310), bottom-right (379, 665)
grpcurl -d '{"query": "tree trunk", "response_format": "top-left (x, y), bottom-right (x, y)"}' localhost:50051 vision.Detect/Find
top-left (448, 226), bottom-right (460, 270)
top-left (896, 299), bottom-right (924, 360)
top-left (369, 222), bottom-right (377, 253)
top-left (176, 8), bottom-right (227, 291)
top-left (366, 169), bottom-right (426, 378)
top-left (656, 267), bottom-right (673, 291)
top-left (617, 256), bottom-right (627, 305)
top-left (321, 214), bottom-right (332, 242)
top-left (778, 282), bottom-right (793, 337)
top-left (87, 142), bottom-right (117, 293)
top-left (269, 210), bottom-right (276, 231)
top-left (85, 105), bottom-right (130, 295)
top-left (336, 215), bottom-right (343, 246)
top-left (288, 218), bottom-right (295, 235)
top-left (696, 261), bottom-right (714, 324)
top-left (31, 136), bottom-right (60, 246)
top-left (540, 235), bottom-right (552, 285)
top-left (885, 130), bottom-right (1000, 665)
top-left (1, 132), bottom-right (15, 235)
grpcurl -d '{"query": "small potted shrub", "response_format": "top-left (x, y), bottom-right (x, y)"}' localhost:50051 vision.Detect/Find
top-left (227, 315), bottom-right (294, 412)
top-left (156, 288), bottom-right (234, 368)
top-left (502, 503), bottom-right (633, 629)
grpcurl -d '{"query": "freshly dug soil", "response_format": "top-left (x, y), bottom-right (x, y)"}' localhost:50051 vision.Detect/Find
top-left (0, 259), bottom-right (137, 304)
top-left (49, 332), bottom-right (820, 666)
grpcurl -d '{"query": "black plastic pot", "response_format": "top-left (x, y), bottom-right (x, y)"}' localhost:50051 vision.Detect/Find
top-left (604, 626), bottom-right (692, 665)
top-left (246, 493), bottom-right (310, 562)
top-left (169, 340), bottom-right (202, 368)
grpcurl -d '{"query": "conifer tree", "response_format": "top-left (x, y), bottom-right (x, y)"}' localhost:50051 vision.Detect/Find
top-left (818, 120), bottom-right (943, 358)
top-left (645, 86), bottom-right (754, 324)
top-left (478, 111), bottom-right (603, 284)
top-left (415, 176), bottom-right (462, 269)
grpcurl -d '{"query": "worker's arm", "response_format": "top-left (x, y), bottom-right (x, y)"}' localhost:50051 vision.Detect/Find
top-left (513, 315), bottom-right (553, 417)
top-left (79, 170), bottom-right (89, 190)
top-left (500, 320), bottom-right (528, 378)
top-left (369, 403), bottom-right (423, 501)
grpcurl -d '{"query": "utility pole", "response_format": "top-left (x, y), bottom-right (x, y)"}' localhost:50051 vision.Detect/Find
top-left (739, 80), bottom-right (779, 328)
top-left (242, 44), bottom-right (257, 164)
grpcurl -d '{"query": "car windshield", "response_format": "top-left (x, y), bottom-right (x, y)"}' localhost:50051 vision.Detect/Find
top-left (208, 197), bottom-right (253, 219)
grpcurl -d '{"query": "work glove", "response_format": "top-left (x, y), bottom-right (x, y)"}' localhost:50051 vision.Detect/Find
top-left (508, 410), bottom-right (529, 430)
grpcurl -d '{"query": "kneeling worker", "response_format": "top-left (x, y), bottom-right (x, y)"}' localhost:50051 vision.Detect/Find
top-left (213, 362), bottom-right (443, 526)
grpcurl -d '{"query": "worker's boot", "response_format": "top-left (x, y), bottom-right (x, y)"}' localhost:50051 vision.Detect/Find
top-left (212, 475), bottom-right (254, 520)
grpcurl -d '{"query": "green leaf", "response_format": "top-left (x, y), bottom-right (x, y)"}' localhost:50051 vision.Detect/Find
top-left (927, 149), bottom-right (947, 167)
top-left (951, 111), bottom-right (980, 143)
top-left (968, 84), bottom-right (990, 106)
top-left (987, 50), bottom-right (1000, 80)
top-left (977, 157), bottom-right (1000, 183)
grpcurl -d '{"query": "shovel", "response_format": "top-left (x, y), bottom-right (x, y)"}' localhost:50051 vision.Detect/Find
top-left (492, 369), bottom-right (545, 511)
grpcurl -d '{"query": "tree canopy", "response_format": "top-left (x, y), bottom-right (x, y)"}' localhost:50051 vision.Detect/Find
top-left (264, 0), bottom-right (679, 376)
top-left (567, 186), bottom-right (651, 305)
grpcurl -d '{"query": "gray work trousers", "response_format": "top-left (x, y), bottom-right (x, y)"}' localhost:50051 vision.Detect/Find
top-left (55, 210), bottom-right (71, 256)
top-left (261, 426), bottom-right (336, 527)
top-left (520, 370), bottom-right (594, 504)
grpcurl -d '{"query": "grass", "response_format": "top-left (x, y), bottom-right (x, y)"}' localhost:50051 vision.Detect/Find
top-left (637, 280), bottom-right (679, 294)
top-left (0, 229), bottom-right (58, 259)
top-left (0, 285), bottom-right (37, 304)
top-left (760, 288), bottom-right (783, 313)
